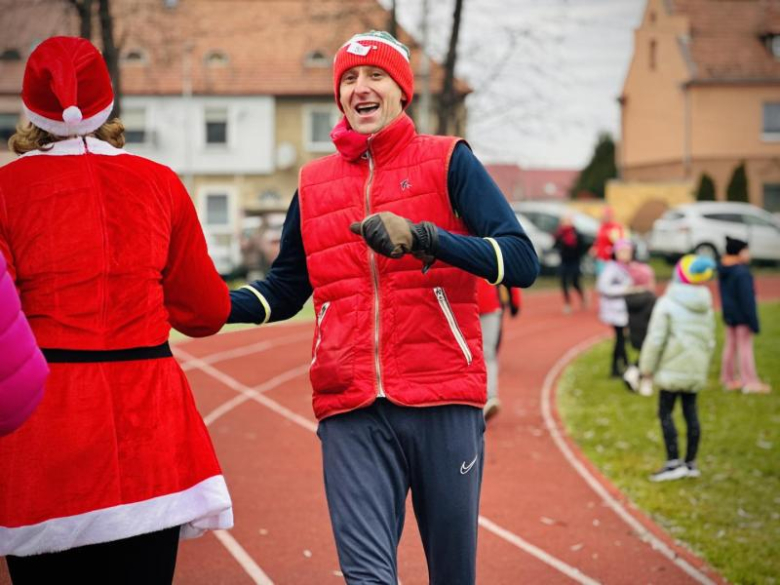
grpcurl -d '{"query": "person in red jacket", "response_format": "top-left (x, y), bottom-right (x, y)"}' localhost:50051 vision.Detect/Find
top-left (590, 206), bottom-right (626, 276)
top-left (229, 30), bottom-right (539, 585)
top-left (0, 254), bottom-right (48, 437)
top-left (0, 37), bottom-right (232, 583)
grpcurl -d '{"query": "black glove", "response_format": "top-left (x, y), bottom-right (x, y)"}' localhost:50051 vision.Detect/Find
top-left (350, 212), bottom-right (439, 261)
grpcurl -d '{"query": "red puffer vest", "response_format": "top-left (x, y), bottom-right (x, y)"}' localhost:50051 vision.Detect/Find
top-left (299, 114), bottom-right (486, 420)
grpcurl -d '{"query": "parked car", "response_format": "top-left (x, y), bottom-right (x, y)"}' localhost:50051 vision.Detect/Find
top-left (649, 202), bottom-right (780, 264)
top-left (514, 211), bottom-right (558, 273)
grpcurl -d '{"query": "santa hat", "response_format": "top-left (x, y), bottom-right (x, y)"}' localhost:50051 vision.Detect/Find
top-left (22, 36), bottom-right (114, 137)
top-left (333, 31), bottom-right (414, 111)
top-left (675, 254), bottom-right (715, 285)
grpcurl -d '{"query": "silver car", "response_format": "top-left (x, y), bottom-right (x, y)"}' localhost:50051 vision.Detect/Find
top-left (649, 202), bottom-right (780, 263)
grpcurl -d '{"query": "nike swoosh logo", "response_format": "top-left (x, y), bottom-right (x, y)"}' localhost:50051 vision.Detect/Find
top-left (460, 455), bottom-right (478, 475)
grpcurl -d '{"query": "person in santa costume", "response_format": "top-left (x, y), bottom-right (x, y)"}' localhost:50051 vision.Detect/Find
top-left (0, 37), bottom-right (233, 583)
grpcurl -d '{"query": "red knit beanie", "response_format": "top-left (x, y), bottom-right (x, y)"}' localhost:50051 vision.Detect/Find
top-left (333, 31), bottom-right (414, 111)
top-left (22, 36), bottom-right (114, 137)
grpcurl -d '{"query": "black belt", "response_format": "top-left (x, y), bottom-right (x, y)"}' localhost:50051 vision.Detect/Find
top-left (42, 342), bottom-right (172, 363)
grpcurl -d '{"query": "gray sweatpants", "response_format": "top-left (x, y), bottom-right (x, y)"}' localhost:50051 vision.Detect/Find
top-left (480, 310), bottom-right (502, 401)
top-left (317, 399), bottom-right (485, 585)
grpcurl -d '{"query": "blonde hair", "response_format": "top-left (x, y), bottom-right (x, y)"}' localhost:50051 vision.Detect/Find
top-left (9, 117), bottom-right (126, 155)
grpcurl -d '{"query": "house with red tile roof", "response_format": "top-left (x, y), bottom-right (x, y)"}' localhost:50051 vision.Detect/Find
top-left (0, 0), bottom-right (469, 274)
top-left (485, 164), bottom-right (578, 201)
top-left (619, 0), bottom-right (780, 211)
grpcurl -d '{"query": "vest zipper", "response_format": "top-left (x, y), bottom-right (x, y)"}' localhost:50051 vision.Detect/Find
top-left (364, 146), bottom-right (385, 397)
top-left (311, 301), bottom-right (330, 365)
top-left (433, 286), bottom-right (473, 365)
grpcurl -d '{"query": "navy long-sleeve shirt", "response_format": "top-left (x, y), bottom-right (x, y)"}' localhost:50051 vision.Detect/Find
top-left (229, 142), bottom-right (539, 324)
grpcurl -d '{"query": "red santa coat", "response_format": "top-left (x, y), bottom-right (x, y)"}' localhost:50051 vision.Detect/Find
top-left (0, 137), bottom-right (232, 556)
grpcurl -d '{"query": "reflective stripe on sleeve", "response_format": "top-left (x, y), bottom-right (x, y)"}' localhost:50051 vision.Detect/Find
top-left (483, 237), bottom-right (504, 285)
top-left (239, 285), bottom-right (272, 325)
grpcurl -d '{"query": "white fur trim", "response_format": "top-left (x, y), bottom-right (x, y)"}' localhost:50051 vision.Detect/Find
top-left (0, 475), bottom-right (233, 557)
top-left (340, 35), bottom-right (410, 62)
top-left (23, 101), bottom-right (114, 137)
top-left (484, 237), bottom-right (505, 285)
top-left (19, 136), bottom-right (127, 159)
top-left (62, 106), bottom-right (83, 124)
top-left (240, 284), bottom-right (272, 325)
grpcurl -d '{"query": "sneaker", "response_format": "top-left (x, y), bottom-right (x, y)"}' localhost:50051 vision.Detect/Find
top-left (723, 380), bottom-right (742, 392)
top-left (622, 365), bottom-right (640, 393)
top-left (685, 462), bottom-right (701, 478)
top-left (639, 378), bottom-right (654, 397)
top-left (563, 304), bottom-right (572, 315)
top-left (649, 460), bottom-right (688, 482)
top-left (483, 397), bottom-right (501, 421)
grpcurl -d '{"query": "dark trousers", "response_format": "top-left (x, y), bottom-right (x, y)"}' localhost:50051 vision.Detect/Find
top-left (318, 399), bottom-right (485, 585)
top-left (7, 526), bottom-right (180, 585)
top-left (658, 390), bottom-right (700, 463)
top-left (559, 261), bottom-right (583, 305)
top-left (611, 326), bottom-right (628, 376)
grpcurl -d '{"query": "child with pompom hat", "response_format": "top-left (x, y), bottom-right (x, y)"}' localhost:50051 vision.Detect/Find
top-left (639, 254), bottom-right (716, 481)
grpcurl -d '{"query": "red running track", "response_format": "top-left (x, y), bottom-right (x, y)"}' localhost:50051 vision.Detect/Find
top-left (3, 277), bottom-right (778, 584)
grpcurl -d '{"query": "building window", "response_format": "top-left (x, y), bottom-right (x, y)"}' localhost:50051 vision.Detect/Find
top-left (304, 50), bottom-right (329, 67)
top-left (205, 106), bottom-right (228, 145)
top-left (204, 50), bottom-right (229, 67)
top-left (304, 105), bottom-right (340, 152)
top-left (763, 103), bottom-right (780, 138)
top-left (0, 113), bottom-right (18, 145)
top-left (0, 48), bottom-right (21, 61)
top-left (764, 184), bottom-right (780, 213)
top-left (205, 193), bottom-right (230, 226)
top-left (649, 39), bottom-right (657, 70)
top-left (123, 107), bottom-right (147, 144)
top-left (122, 48), bottom-right (148, 65)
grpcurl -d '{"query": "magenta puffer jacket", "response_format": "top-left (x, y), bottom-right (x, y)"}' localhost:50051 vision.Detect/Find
top-left (0, 253), bottom-right (47, 435)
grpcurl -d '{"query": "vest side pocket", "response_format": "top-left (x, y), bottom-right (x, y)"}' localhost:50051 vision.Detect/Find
top-left (309, 297), bottom-right (356, 394)
top-left (434, 286), bottom-right (473, 365)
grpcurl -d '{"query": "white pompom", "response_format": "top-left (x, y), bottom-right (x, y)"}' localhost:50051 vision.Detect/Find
top-left (62, 106), bottom-right (83, 124)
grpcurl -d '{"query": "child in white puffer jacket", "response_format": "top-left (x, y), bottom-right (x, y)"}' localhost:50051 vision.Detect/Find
top-left (639, 254), bottom-right (716, 482)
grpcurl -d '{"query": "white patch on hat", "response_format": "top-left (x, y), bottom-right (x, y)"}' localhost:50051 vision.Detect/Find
top-left (346, 41), bottom-right (371, 57)
top-left (62, 106), bottom-right (83, 124)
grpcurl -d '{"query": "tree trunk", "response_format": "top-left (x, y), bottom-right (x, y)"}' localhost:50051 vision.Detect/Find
top-left (387, 0), bottom-right (397, 38)
top-left (98, 0), bottom-right (122, 119)
top-left (67, 0), bottom-right (93, 40)
top-left (436, 0), bottom-right (463, 136)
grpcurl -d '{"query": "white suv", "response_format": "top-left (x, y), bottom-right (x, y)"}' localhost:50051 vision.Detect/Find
top-left (649, 202), bottom-right (780, 263)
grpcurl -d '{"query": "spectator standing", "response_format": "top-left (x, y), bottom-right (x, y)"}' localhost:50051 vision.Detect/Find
top-left (477, 279), bottom-right (521, 420)
top-left (622, 259), bottom-right (657, 396)
top-left (590, 206), bottom-right (626, 276)
top-left (718, 237), bottom-right (771, 394)
top-left (639, 255), bottom-right (716, 481)
top-left (596, 239), bottom-right (633, 377)
top-left (0, 254), bottom-right (48, 436)
top-left (553, 214), bottom-right (587, 313)
top-left (0, 37), bottom-right (232, 582)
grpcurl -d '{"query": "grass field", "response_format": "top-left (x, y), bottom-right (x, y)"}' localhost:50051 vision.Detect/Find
top-left (557, 303), bottom-right (780, 584)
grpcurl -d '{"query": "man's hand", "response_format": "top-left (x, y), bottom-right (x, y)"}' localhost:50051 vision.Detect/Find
top-left (350, 212), bottom-right (439, 263)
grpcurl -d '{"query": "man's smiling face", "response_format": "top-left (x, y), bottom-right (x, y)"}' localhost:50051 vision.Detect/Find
top-left (339, 65), bottom-right (405, 135)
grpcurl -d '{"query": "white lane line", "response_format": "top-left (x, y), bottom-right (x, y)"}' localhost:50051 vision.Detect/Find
top-left (184, 346), bottom-right (598, 584)
top-left (177, 346), bottom-right (317, 433)
top-left (540, 335), bottom-right (717, 585)
top-left (213, 530), bottom-right (274, 585)
top-left (203, 365), bottom-right (310, 426)
top-left (478, 517), bottom-right (599, 585)
top-left (176, 332), bottom-right (311, 371)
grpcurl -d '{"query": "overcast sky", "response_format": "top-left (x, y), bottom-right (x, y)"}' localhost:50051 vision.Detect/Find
top-left (386, 0), bottom-right (647, 169)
